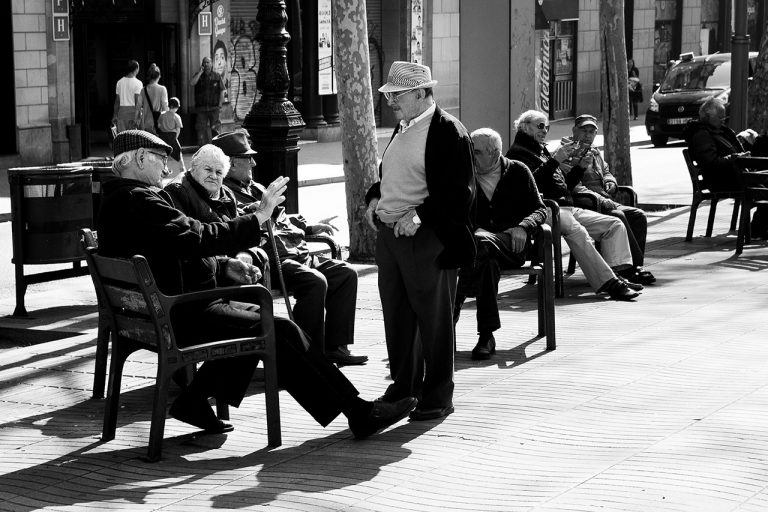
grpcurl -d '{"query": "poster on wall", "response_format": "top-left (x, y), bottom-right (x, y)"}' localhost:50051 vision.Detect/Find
top-left (534, 29), bottom-right (551, 117)
top-left (410, 0), bottom-right (423, 64)
top-left (318, 0), bottom-right (336, 95)
top-left (229, 7), bottom-right (261, 121)
top-left (212, 0), bottom-right (234, 123)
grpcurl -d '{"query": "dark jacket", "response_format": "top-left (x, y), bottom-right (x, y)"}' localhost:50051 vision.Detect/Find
top-left (683, 120), bottom-right (748, 192)
top-left (365, 104), bottom-right (476, 268)
top-left (223, 176), bottom-right (311, 264)
top-left (505, 130), bottom-right (586, 207)
top-left (97, 177), bottom-right (262, 296)
top-left (475, 156), bottom-right (546, 235)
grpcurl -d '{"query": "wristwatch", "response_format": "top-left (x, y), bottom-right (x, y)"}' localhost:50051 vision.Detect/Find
top-left (412, 212), bottom-right (422, 225)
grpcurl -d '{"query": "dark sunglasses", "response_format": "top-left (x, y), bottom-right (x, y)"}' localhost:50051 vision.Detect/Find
top-left (532, 122), bottom-right (550, 131)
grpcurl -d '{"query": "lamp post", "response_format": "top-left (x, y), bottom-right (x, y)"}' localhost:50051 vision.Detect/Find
top-left (730, 0), bottom-right (750, 132)
top-left (243, 0), bottom-right (305, 213)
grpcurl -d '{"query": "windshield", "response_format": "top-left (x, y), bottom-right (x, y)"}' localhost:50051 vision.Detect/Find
top-left (660, 60), bottom-right (731, 92)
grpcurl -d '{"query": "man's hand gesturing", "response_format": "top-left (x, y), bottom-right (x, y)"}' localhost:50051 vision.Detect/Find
top-left (252, 176), bottom-right (289, 224)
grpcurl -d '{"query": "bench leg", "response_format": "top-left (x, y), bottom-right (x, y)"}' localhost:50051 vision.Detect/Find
top-left (706, 199), bottom-right (719, 238)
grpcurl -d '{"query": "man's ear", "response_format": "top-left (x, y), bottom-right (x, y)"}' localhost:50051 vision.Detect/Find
top-left (135, 147), bottom-right (147, 169)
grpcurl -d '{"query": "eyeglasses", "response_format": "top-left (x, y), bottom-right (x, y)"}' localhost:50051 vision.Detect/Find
top-left (531, 121), bottom-right (550, 131)
top-left (146, 149), bottom-right (168, 167)
top-left (384, 89), bottom-right (415, 102)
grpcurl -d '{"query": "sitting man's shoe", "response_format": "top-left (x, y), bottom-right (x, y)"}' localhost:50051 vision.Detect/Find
top-left (617, 276), bottom-right (643, 292)
top-left (169, 391), bottom-right (234, 434)
top-left (471, 333), bottom-right (496, 360)
top-left (349, 397), bottom-right (418, 439)
top-left (326, 345), bottom-right (369, 366)
top-left (598, 277), bottom-right (640, 301)
top-left (633, 268), bottom-right (656, 285)
top-left (409, 405), bottom-right (455, 421)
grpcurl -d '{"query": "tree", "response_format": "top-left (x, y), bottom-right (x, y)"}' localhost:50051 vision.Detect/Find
top-left (748, 20), bottom-right (768, 132)
top-left (599, 0), bottom-right (633, 186)
top-left (332, 0), bottom-right (379, 261)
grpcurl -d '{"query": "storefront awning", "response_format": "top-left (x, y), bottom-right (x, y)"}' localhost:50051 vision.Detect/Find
top-left (536, 0), bottom-right (579, 23)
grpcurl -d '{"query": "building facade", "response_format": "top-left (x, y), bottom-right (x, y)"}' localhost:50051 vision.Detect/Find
top-left (3, 0), bottom-right (766, 167)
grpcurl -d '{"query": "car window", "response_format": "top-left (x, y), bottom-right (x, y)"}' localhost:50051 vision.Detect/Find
top-left (660, 60), bottom-right (731, 92)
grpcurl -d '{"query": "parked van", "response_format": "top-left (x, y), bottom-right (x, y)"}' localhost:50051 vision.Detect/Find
top-left (644, 51), bottom-right (757, 147)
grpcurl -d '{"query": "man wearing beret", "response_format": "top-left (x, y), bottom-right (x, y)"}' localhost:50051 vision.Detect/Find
top-left (97, 130), bottom-right (417, 440)
top-left (364, 62), bottom-right (476, 421)
top-left (210, 130), bottom-right (368, 366)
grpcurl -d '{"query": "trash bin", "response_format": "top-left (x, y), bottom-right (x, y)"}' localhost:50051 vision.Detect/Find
top-left (58, 158), bottom-right (115, 223)
top-left (8, 166), bottom-right (94, 316)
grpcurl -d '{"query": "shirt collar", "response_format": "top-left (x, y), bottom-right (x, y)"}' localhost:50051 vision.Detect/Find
top-left (399, 103), bottom-right (436, 133)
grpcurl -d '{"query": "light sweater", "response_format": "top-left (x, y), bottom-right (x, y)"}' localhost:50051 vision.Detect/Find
top-left (376, 106), bottom-right (435, 223)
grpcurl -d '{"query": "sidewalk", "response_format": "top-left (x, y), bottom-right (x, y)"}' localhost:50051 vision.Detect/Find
top-left (1, 182), bottom-right (768, 509)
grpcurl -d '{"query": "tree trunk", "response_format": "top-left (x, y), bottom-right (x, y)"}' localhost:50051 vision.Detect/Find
top-left (748, 20), bottom-right (768, 132)
top-left (600, 0), bottom-right (632, 186)
top-left (332, 0), bottom-right (379, 261)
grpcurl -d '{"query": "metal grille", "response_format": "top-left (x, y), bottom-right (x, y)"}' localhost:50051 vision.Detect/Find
top-left (552, 78), bottom-right (573, 118)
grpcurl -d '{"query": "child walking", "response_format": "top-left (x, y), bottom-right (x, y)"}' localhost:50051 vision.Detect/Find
top-left (157, 97), bottom-right (186, 178)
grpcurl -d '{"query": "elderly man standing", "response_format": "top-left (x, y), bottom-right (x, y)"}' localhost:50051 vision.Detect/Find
top-left (364, 61), bottom-right (475, 421)
top-left (454, 128), bottom-right (547, 360)
top-left (190, 56), bottom-right (225, 146)
top-left (506, 110), bottom-right (639, 300)
top-left (98, 130), bottom-right (417, 440)
top-left (168, 130), bottom-right (367, 366)
top-left (563, 114), bottom-right (655, 285)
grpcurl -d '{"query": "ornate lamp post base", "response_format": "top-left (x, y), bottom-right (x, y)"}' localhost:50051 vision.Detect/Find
top-left (242, 0), bottom-right (305, 213)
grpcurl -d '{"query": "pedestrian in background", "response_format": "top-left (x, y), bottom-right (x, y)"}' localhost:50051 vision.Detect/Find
top-left (190, 56), bottom-right (225, 146)
top-left (157, 97), bottom-right (185, 176)
top-left (628, 58), bottom-right (642, 120)
top-left (111, 59), bottom-right (143, 133)
top-left (141, 63), bottom-right (169, 134)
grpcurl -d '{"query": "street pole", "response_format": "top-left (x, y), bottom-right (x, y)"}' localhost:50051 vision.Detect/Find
top-left (243, 0), bottom-right (305, 213)
top-left (730, 0), bottom-right (750, 132)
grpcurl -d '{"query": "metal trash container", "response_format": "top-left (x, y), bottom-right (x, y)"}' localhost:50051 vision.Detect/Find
top-left (58, 158), bottom-right (115, 224)
top-left (8, 166), bottom-right (94, 316)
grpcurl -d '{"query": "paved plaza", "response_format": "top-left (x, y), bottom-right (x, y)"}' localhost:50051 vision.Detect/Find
top-left (1, 188), bottom-right (768, 510)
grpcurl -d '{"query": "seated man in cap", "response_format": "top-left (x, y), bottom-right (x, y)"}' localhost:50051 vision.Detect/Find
top-left (561, 114), bottom-right (655, 285)
top-left (454, 128), bottom-right (547, 360)
top-left (210, 130), bottom-right (367, 366)
top-left (97, 129), bottom-right (417, 440)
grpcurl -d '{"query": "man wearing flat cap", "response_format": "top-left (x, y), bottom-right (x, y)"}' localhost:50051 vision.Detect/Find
top-left (562, 114), bottom-right (655, 285)
top-left (364, 61), bottom-right (476, 421)
top-left (205, 130), bottom-right (368, 367)
top-left (97, 129), bottom-right (418, 441)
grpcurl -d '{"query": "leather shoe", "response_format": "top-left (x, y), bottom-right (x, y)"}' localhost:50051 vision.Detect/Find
top-left (409, 405), bottom-right (455, 421)
top-left (169, 392), bottom-right (234, 434)
top-left (632, 269), bottom-right (656, 285)
top-left (598, 277), bottom-right (640, 301)
top-left (617, 276), bottom-right (643, 291)
top-left (325, 345), bottom-right (368, 366)
top-left (471, 333), bottom-right (496, 360)
top-left (349, 397), bottom-right (418, 439)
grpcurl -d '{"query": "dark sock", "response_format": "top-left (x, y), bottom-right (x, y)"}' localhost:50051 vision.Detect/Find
top-left (342, 396), bottom-right (373, 420)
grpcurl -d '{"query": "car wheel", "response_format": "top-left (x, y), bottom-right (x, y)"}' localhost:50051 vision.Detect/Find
top-left (651, 135), bottom-right (669, 147)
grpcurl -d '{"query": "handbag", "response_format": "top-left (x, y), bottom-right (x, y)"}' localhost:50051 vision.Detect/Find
top-left (143, 88), bottom-right (160, 131)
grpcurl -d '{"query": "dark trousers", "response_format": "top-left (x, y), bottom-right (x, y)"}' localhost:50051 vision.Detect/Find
top-left (456, 231), bottom-right (527, 334)
top-left (376, 226), bottom-right (456, 409)
top-left (194, 107), bottom-right (221, 146)
top-left (606, 205), bottom-right (647, 267)
top-left (277, 257), bottom-right (358, 351)
top-left (177, 300), bottom-right (359, 427)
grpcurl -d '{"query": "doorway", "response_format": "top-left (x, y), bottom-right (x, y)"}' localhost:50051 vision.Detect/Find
top-left (73, 22), bottom-right (179, 157)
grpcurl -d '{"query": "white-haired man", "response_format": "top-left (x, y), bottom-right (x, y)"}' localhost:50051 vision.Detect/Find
top-left (506, 110), bottom-right (640, 300)
top-left (98, 130), bottom-right (417, 441)
top-left (364, 61), bottom-right (475, 421)
top-left (454, 128), bottom-right (547, 359)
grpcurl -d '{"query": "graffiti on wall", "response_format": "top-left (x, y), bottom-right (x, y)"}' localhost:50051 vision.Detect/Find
top-left (228, 16), bottom-right (260, 121)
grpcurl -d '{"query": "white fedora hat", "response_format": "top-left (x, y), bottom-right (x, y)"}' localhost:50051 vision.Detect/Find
top-left (378, 61), bottom-right (438, 93)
